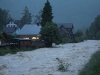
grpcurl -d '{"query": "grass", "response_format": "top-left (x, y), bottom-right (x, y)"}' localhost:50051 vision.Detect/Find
top-left (0, 47), bottom-right (38, 56)
top-left (79, 48), bottom-right (100, 75)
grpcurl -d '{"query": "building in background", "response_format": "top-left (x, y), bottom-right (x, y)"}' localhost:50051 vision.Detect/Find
top-left (17, 24), bottom-right (41, 40)
top-left (2, 19), bottom-right (21, 34)
top-left (57, 23), bottom-right (74, 39)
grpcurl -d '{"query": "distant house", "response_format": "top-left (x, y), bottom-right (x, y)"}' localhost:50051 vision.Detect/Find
top-left (2, 19), bottom-right (20, 34)
top-left (57, 23), bottom-right (74, 39)
top-left (17, 24), bottom-right (41, 40)
top-left (14, 20), bottom-right (22, 28)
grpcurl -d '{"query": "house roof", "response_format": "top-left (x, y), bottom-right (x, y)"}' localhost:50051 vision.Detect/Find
top-left (57, 23), bottom-right (74, 29)
top-left (14, 20), bottom-right (22, 27)
top-left (6, 19), bottom-right (22, 28)
top-left (2, 27), bottom-right (16, 33)
top-left (7, 19), bottom-right (15, 24)
top-left (17, 24), bottom-right (41, 35)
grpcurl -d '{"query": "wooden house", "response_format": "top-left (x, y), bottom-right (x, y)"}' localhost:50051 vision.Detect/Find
top-left (57, 23), bottom-right (74, 39)
top-left (17, 24), bottom-right (41, 40)
top-left (2, 19), bottom-right (20, 34)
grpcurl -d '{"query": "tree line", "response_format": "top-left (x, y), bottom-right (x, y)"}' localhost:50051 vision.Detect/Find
top-left (86, 15), bottom-right (100, 40)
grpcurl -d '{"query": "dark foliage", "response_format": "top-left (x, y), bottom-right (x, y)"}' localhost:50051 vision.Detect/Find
top-left (21, 6), bottom-right (32, 28)
top-left (0, 32), bottom-right (3, 40)
top-left (41, 0), bottom-right (53, 27)
top-left (40, 22), bottom-right (61, 47)
top-left (0, 8), bottom-right (11, 30)
top-left (79, 50), bottom-right (100, 75)
top-left (74, 30), bottom-right (86, 43)
top-left (86, 15), bottom-right (100, 40)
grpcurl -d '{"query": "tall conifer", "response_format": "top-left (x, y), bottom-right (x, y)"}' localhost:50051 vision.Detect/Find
top-left (41, 0), bottom-right (53, 27)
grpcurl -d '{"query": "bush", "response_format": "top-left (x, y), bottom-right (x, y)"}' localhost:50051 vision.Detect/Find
top-left (61, 38), bottom-right (72, 44)
top-left (0, 47), bottom-right (38, 56)
top-left (74, 30), bottom-right (86, 43)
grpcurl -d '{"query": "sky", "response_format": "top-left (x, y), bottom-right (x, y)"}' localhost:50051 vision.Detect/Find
top-left (0, 0), bottom-right (100, 31)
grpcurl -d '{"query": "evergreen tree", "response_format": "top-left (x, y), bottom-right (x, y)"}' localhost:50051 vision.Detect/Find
top-left (41, 0), bottom-right (53, 27)
top-left (21, 6), bottom-right (32, 27)
top-left (94, 15), bottom-right (100, 33)
top-left (0, 8), bottom-right (11, 30)
top-left (87, 15), bottom-right (100, 39)
top-left (34, 10), bottom-right (42, 25)
top-left (85, 28), bottom-right (89, 37)
top-left (0, 32), bottom-right (3, 40)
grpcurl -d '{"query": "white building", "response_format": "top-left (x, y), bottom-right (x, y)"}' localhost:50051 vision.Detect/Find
top-left (2, 19), bottom-right (20, 34)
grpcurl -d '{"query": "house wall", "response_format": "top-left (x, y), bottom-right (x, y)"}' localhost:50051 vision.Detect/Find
top-left (18, 35), bottom-right (40, 40)
top-left (6, 21), bottom-right (17, 27)
top-left (59, 26), bottom-right (73, 39)
top-left (19, 40), bottom-right (31, 47)
top-left (19, 40), bottom-right (45, 48)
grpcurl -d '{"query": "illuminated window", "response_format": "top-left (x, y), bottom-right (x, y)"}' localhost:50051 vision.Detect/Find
top-left (32, 37), bottom-right (37, 39)
top-left (24, 38), bottom-right (29, 39)
top-left (37, 37), bottom-right (39, 39)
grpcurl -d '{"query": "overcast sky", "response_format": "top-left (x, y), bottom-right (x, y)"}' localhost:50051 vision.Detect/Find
top-left (0, 0), bottom-right (100, 31)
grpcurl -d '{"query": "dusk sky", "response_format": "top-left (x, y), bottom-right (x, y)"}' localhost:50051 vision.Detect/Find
top-left (0, 0), bottom-right (100, 31)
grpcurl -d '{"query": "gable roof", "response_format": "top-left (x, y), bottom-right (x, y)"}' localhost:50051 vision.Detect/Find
top-left (17, 24), bottom-right (41, 35)
top-left (57, 23), bottom-right (74, 29)
top-left (7, 19), bottom-right (15, 24)
top-left (2, 27), bottom-right (16, 33)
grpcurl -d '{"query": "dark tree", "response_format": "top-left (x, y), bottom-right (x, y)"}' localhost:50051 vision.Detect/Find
top-left (87, 15), bottom-right (100, 39)
top-left (0, 32), bottom-right (3, 40)
top-left (34, 10), bottom-right (42, 26)
top-left (85, 28), bottom-right (88, 36)
top-left (0, 8), bottom-right (11, 30)
top-left (41, 0), bottom-right (53, 27)
top-left (40, 22), bottom-right (61, 47)
top-left (21, 6), bottom-right (32, 27)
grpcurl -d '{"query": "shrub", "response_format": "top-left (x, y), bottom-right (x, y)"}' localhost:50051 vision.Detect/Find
top-left (74, 30), bottom-right (86, 43)
top-left (0, 47), bottom-right (38, 56)
top-left (61, 38), bottom-right (72, 44)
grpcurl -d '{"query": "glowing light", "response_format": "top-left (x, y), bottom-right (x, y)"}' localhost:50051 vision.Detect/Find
top-left (32, 37), bottom-right (37, 39)
top-left (32, 36), bottom-right (39, 39)
top-left (24, 38), bottom-right (29, 39)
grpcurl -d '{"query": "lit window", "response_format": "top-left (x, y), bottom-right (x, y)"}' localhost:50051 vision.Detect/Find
top-left (32, 37), bottom-right (37, 39)
top-left (24, 38), bottom-right (29, 39)
top-left (37, 37), bottom-right (39, 39)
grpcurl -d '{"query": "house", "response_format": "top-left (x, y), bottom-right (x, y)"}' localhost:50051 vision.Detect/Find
top-left (17, 24), bottom-right (41, 40)
top-left (2, 19), bottom-right (20, 34)
top-left (14, 20), bottom-right (22, 28)
top-left (57, 23), bottom-right (74, 39)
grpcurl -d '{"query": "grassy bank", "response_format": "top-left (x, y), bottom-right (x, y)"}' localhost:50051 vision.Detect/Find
top-left (0, 47), bottom-right (38, 56)
top-left (79, 48), bottom-right (100, 75)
